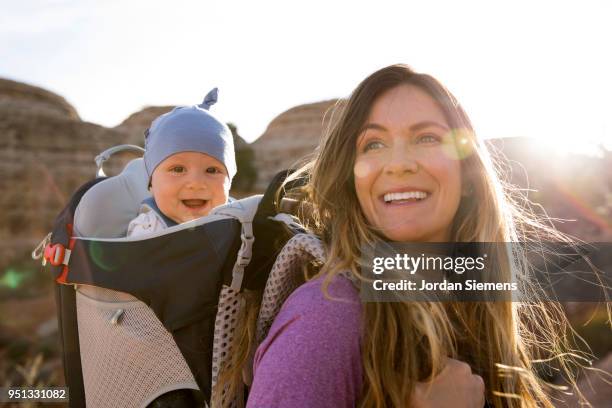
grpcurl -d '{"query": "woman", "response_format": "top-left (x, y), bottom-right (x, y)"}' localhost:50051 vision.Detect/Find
top-left (240, 65), bottom-right (585, 407)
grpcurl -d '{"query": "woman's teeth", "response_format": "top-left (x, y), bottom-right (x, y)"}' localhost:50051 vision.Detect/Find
top-left (383, 191), bottom-right (428, 203)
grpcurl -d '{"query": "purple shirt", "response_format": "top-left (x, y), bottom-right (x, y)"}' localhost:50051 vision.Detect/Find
top-left (247, 275), bottom-right (363, 408)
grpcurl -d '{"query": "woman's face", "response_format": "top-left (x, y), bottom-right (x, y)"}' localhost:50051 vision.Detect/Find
top-left (353, 84), bottom-right (462, 242)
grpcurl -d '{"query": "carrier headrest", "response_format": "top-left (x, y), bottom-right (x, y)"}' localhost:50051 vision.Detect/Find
top-left (74, 158), bottom-right (150, 238)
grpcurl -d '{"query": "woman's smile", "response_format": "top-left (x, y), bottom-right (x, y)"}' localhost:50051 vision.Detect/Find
top-left (380, 188), bottom-right (430, 204)
top-left (375, 187), bottom-right (434, 224)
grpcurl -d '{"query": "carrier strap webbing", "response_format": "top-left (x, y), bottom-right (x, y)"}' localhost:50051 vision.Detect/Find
top-left (55, 283), bottom-right (84, 406)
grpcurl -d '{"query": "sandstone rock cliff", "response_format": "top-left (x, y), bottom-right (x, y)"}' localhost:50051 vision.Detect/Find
top-left (0, 78), bottom-right (79, 121)
top-left (0, 79), bottom-right (133, 270)
top-left (251, 99), bottom-right (339, 190)
top-left (115, 105), bottom-right (175, 146)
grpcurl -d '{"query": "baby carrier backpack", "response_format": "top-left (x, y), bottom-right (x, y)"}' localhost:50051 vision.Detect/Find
top-left (33, 145), bottom-right (327, 407)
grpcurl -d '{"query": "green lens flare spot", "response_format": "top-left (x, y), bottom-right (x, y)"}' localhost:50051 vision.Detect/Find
top-left (0, 268), bottom-right (28, 289)
top-left (89, 241), bottom-right (118, 272)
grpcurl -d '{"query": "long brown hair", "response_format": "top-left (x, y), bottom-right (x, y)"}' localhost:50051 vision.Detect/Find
top-left (286, 64), bottom-right (589, 407)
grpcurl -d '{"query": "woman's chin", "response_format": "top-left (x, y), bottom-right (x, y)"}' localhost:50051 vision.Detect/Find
top-left (380, 228), bottom-right (424, 243)
top-left (379, 224), bottom-right (449, 243)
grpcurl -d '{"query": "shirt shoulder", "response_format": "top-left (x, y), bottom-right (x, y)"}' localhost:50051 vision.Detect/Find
top-left (248, 275), bottom-right (363, 408)
top-left (126, 208), bottom-right (166, 237)
top-left (278, 274), bottom-right (361, 323)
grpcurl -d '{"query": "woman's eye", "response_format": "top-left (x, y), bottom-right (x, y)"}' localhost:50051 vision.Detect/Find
top-left (416, 134), bottom-right (440, 144)
top-left (363, 140), bottom-right (385, 152)
top-left (170, 166), bottom-right (186, 173)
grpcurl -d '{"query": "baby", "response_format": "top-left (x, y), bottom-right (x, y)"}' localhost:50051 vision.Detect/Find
top-left (128, 88), bottom-right (236, 236)
top-left (124, 88), bottom-right (235, 406)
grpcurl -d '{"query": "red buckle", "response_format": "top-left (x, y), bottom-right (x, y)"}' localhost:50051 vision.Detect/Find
top-left (44, 243), bottom-right (66, 266)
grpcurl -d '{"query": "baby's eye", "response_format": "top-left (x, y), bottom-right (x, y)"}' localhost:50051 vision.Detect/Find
top-left (416, 134), bottom-right (440, 144)
top-left (362, 140), bottom-right (385, 152)
top-left (206, 167), bottom-right (222, 174)
top-left (170, 166), bottom-right (186, 173)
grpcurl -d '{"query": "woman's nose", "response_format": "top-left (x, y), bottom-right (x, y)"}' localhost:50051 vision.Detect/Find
top-left (384, 143), bottom-right (419, 175)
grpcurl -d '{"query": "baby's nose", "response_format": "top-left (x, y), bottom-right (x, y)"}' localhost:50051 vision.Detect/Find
top-left (185, 172), bottom-right (208, 188)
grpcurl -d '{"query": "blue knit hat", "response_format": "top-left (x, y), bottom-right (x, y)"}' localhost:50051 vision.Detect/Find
top-left (144, 88), bottom-right (236, 182)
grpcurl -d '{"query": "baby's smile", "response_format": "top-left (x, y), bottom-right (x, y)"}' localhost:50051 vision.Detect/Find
top-left (181, 199), bottom-right (208, 208)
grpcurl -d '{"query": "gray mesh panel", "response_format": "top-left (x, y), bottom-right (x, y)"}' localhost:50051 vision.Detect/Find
top-left (255, 234), bottom-right (326, 345)
top-left (76, 288), bottom-right (199, 408)
top-left (211, 285), bottom-right (244, 408)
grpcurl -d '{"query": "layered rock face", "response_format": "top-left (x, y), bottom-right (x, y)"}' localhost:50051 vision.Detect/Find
top-left (115, 105), bottom-right (175, 146)
top-left (0, 79), bottom-right (135, 269)
top-left (0, 78), bottom-right (79, 121)
top-left (251, 100), bottom-right (338, 190)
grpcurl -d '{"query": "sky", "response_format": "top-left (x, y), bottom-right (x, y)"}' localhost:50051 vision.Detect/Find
top-left (1, 0), bottom-right (611, 154)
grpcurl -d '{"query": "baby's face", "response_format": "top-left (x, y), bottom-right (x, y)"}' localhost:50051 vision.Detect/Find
top-left (150, 151), bottom-right (230, 223)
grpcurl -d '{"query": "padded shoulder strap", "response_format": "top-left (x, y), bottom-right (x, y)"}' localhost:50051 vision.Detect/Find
top-left (210, 194), bottom-right (262, 222)
top-left (255, 233), bottom-right (326, 344)
top-left (211, 195), bottom-right (263, 290)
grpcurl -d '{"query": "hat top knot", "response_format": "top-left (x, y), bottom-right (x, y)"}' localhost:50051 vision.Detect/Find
top-left (198, 87), bottom-right (218, 110)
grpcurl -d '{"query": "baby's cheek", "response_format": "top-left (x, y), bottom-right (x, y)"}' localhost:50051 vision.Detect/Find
top-left (212, 177), bottom-right (230, 207)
